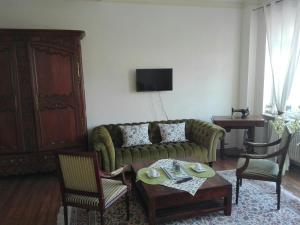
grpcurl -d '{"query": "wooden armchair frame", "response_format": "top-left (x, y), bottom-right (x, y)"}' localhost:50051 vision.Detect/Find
top-left (56, 152), bottom-right (130, 225)
top-left (236, 127), bottom-right (292, 210)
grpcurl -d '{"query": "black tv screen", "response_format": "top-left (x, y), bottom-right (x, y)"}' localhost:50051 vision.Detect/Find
top-left (136, 68), bottom-right (173, 92)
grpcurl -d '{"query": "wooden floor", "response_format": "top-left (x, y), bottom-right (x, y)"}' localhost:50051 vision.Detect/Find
top-left (0, 158), bottom-right (299, 225)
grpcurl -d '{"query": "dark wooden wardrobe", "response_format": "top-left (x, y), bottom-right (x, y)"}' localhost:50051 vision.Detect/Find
top-left (0, 29), bottom-right (87, 175)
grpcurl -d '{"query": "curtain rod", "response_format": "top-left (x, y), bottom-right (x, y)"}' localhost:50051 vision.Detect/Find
top-left (252, 0), bottom-right (283, 11)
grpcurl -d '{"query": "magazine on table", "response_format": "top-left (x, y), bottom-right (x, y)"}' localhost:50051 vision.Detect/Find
top-left (161, 165), bottom-right (191, 180)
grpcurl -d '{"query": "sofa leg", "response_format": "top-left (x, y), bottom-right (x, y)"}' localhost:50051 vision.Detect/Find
top-left (208, 162), bottom-right (213, 167)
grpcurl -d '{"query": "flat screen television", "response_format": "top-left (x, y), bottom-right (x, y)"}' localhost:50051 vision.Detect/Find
top-left (136, 68), bottom-right (173, 92)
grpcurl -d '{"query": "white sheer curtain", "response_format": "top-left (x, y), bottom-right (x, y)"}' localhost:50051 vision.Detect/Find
top-left (264, 0), bottom-right (300, 173)
top-left (264, 0), bottom-right (300, 114)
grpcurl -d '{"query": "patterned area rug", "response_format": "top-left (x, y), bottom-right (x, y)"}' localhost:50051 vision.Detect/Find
top-left (57, 170), bottom-right (300, 225)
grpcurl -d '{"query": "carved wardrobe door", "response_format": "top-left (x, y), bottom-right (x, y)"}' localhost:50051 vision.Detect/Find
top-left (0, 42), bottom-right (23, 154)
top-left (0, 29), bottom-right (87, 176)
top-left (29, 40), bottom-right (85, 152)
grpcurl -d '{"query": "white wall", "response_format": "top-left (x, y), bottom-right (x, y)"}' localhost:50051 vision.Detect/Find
top-left (238, 5), bottom-right (252, 110)
top-left (0, 1), bottom-right (242, 146)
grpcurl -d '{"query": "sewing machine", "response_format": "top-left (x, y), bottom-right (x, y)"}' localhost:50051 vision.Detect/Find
top-left (231, 107), bottom-right (249, 119)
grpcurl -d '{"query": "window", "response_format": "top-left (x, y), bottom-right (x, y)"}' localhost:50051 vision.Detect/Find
top-left (263, 40), bottom-right (300, 115)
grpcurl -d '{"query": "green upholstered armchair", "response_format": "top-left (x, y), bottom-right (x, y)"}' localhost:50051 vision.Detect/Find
top-left (56, 152), bottom-right (130, 225)
top-left (92, 119), bottom-right (225, 172)
top-left (236, 126), bottom-right (292, 210)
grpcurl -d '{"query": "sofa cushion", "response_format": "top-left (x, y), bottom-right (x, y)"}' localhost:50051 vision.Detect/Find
top-left (104, 119), bottom-right (192, 148)
top-left (119, 123), bottom-right (152, 147)
top-left (150, 120), bottom-right (192, 144)
top-left (115, 142), bottom-right (208, 169)
top-left (158, 122), bottom-right (187, 143)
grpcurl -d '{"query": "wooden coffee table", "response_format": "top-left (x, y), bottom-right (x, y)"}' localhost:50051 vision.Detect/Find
top-left (132, 161), bottom-right (232, 225)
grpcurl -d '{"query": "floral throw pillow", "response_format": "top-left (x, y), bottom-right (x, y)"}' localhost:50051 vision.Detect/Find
top-left (158, 122), bottom-right (187, 143)
top-left (119, 123), bottom-right (152, 147)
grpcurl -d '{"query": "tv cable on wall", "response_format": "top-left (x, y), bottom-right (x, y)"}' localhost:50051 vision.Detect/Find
top-left (136, 68), bottom-right (172, 120)
top-left (158, 91), bottom-right (169, 120)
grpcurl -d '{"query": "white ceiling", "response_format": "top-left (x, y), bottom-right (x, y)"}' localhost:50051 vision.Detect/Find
top-left (94, 0), bottom-right (262, 8)
top-left (7, 0), bottom-right (263, 7)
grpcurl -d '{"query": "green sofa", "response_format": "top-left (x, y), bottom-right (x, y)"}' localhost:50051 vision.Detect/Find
top-left (92, 119), bottom-right (225, 172)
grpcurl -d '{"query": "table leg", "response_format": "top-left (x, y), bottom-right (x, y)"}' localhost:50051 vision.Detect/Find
top-left (148, 201), bottom-right (156, 225)
top-left (247, 127), bottom-right (255, 153)
top-left (224, 193), bottom-right (232, 216)
top-left (220, 138), bottom-right (225, 160)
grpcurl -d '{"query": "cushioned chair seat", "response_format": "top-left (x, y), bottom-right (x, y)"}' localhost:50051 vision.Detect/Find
top-left (65, 178), bottom-right (127, 207)
top-left (115, 142), bottom-right (208, 169)
top-left (237, 158), bottom-right (279, 178)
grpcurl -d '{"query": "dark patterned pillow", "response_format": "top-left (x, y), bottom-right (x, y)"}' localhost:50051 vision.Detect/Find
top-left (158, 122), bottom-right (187, 143)
top-left (119, 123), bottom-right (152, 147)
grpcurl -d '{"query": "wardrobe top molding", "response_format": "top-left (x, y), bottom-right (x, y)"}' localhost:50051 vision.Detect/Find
top-left (0, 29), bottom-right (85, 39)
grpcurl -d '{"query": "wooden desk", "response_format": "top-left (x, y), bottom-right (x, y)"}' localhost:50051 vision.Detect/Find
top-left (212, 115), bottom-right (265, 159)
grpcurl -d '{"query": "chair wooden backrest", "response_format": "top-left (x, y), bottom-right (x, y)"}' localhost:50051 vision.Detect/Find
top-left (277, 126), bottom-right (292, 177)
top-left (56, 152), bottom-right (105, 209)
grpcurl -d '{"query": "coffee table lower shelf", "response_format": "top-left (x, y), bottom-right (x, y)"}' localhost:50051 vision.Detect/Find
top-left (146, 198), bottom-right (228, 224)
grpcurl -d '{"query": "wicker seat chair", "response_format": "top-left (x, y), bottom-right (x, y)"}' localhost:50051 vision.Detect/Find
top-left (236, 126), bottom-right (292, 210)
top-left (56, 152), bottom-right (130, 225)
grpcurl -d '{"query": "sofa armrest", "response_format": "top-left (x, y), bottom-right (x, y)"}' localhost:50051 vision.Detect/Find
top-left (190, 120), bottom-right (225, 162)
top-left (92, 126), bottom-right (116, 172)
